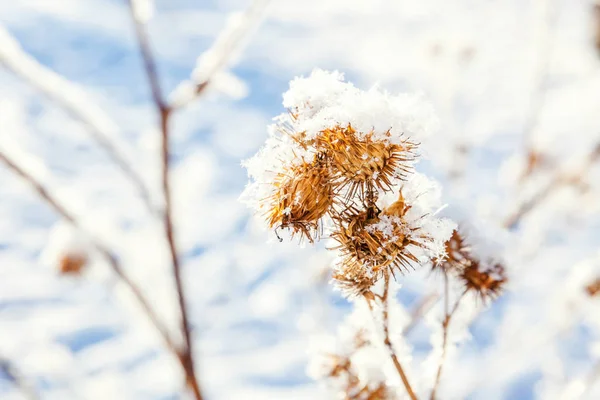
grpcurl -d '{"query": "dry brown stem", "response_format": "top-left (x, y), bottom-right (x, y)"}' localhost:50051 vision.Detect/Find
top-left (0, 149), bottom-right (178, 363)
top-left (429, 280), bottom-right (468, 400)
top-left (126, 2), bottom-right (202, 397)
top-left (376, 272), bottom-right (418, 400)
top-left (0, 34), bottom-right (155, 214)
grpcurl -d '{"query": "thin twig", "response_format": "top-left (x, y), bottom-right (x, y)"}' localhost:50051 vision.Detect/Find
top-left (126, 1), bottom-right (166, 111)
top-left (168, 0), bottom-right (271, 110)
top-left (159, 108), bottom-right (203, 400)
top-left (430, 287), bottom-right (468, 400)
top-left (0, 356), bottom-right (38, 400)
top-left (125, 3), bottom-right (203, 398)
top-left (0, 26), bottom-right (155, 214)
top-left (504, 144), bottom-right (600, 229)
top-left (0, 149), bottom-right (179, 361)
top-left (378, 272), bottom-right (418, 400)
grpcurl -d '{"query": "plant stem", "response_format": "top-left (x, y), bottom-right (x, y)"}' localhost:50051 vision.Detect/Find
top-left (125, 3), bottom-right (203, 397)
top-left (430, 285), bottom-right (468, 400)
top-left (381, 272), bottom-right (418, 400)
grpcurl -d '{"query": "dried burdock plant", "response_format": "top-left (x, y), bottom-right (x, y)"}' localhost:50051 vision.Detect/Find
top-left (460, 261), bottom-right (506, 301)
top-left (332, 201), bottom-right (434, 283)
top-left (316, 124), bottom-right (416, 197)
top-left (244, 70), bottom-right (457, 400)
top-left (429, 228), bottom-right (507, 399)
top-left (266, 158), bottom-right (335, 242)
top-left (431, 229), bottom-right (470, 273)
top-left (434, 230), bottom-right (507, 302)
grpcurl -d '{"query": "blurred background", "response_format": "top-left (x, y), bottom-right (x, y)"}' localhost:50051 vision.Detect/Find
top-left (1, 0), bottom-right (600, 399)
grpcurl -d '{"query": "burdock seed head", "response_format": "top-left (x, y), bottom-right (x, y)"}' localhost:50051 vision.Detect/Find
top-left (266, 157), bottom-right (335, 242)
top-left (332, 205), bottom-right (427, 281)
top-left (316, 124), bottom-right (415, 198)
top-left (460, 261), bottom-right (507, 301)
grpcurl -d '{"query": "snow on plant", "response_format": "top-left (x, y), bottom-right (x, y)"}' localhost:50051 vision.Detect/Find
top-left (243, 69), bottom-right (508, 399)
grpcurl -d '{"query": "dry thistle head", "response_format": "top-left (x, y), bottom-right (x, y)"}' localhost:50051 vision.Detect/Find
top-left (266, 159), bottom-right (334, 241)
top-left (585, 277), bottom-right (600, 297)
top-left (59, 252), bottom-right (88, 275)
top-left (460, 261), bottom-right (506, 301)
top-left (243, 69), bottom-right (455, 298)
top-left (316, 125), bottom-right (415, 198)
top-left (432, 229), bottom-right (471, 273)
top-left (332, 200), bottom-right (429, 282)
top-left (332, 258), bottom-right (377, 299)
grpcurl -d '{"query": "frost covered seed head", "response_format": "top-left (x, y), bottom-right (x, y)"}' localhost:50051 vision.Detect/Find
top-left (266, 159), bottom-right (334, 241)
top-left (332, 258), bottom-right (377, 299)
top-left (432, 229), bottom-right (471, 273)
top-left (242, 69), bottom-right (454, 295)
top-left (460, 261), bottom-right (506, 301)
top-left (435, 230), bottom-right (507, 301)
top-left (316, 124), bottom-right (416, 198)
top-left (332, 208), bottom-right (423, 279)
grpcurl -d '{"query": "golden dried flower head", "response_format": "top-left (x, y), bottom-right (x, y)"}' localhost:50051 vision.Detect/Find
top-left (432, 229), bottom-right (471, 273)
top-left (332, 202), bottom-right (428, 280)
top-left (59, 252), bottom-right (88, 275)
top-left (266, 158), bottom-right (334, 241)
top-left (332, 258), bottom-right (377, 299)
top-left (460, 261), bottom-right (506, 301)
top-left (316, 124), bottom-right (415, 197)
top-left (585, 277), bottom-right (600, 297)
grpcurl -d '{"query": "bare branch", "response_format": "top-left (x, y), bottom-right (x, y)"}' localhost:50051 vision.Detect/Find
top-left (126, 1), bottom-right (166, 110)
top-left (0, 149), bottom-right (179, 361)
top-left (0, 26), bottom-right (155, 214)
top-left (169, 0), bottom-right (271, 110)
top-left (367, 273), bottom-right (418, 400)
top-left (430, 287), bottom-right (468, 400)
top-left (124, 3), bottom-right (203, 397)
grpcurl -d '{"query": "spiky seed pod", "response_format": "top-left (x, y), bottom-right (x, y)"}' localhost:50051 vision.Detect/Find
top-left (332, 258), bottom-right (377, 298)
top-left (266, 158), bottom-right (334, 241)
top-left (59, 253), bottom-right (88, 275)
top-left (332, 207), bottom-right (427, 279)
top-left (432, 230), bottom-right (471, 273)
top-left (316, 125), bottom-right (415, 198)
top-left (460, 261), bottom-right (506, 301)
top-left (585, 277), bottom-right (600, 297)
